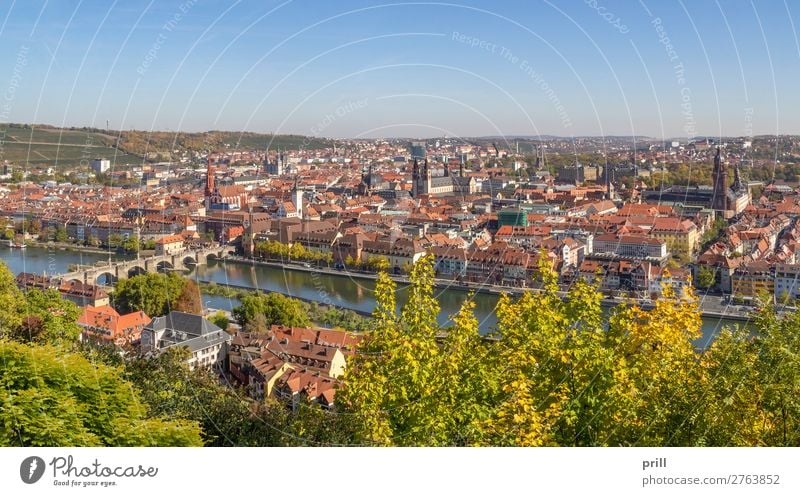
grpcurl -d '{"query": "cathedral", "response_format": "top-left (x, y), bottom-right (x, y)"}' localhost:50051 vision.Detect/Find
top-left (411, 158), bottom-right (476, 197)
top-left (643, 148), bottom-right (750, 218)
top-left (205, 157), bottom-right (248, 211)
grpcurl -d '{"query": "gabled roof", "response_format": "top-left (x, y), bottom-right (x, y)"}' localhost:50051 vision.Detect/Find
top-left (147, 311), bottom-right (222, 336)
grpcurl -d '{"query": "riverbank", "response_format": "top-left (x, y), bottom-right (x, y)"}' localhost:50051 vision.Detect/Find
top-left (24, 240), bottom-right (148, 257)
top-left (222, 255), bottom-right (753, 322)
top-left (199, 280), bottom-right (372, 318)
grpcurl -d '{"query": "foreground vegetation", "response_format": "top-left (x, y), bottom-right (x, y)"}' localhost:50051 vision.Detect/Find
top-left (2, 256), bottom-right (800, 446)
top-left (336, 257), bottom-right (800, 446)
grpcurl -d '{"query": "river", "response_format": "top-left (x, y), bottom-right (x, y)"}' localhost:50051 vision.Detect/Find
top-left (1, 246), bottom-right (744, 346)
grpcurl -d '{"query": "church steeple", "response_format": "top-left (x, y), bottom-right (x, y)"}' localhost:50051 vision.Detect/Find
top-left (711, 147), bottom-right (729, 212)
top-left (291, 175), bottom-right (303, 219)
top-left (205, 155), bottom-right (218, 209)
top-left (205, 156), bottom-right (215, 196)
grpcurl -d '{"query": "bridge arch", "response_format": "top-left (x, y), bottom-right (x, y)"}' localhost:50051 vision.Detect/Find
top-left (95, 271), bottom-right (118, 285)
top-left (182, 255), bottom-right (198, 266)
top-left (127, 265), bottom-right (147, 277)
top-left (156, 261), bottom-right (174, 273)
top-left (206, 252), bottom-right (225, 263)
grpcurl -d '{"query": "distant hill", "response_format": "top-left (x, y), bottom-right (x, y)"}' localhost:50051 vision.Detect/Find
top-left (0, 124), bottom-right (334, 168)
top-left (0, 124), bottom-right (140, 168)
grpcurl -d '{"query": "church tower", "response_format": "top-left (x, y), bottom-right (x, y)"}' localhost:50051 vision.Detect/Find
top-left (204, 156), bottom-right (218, 209)
top-left (292, 176), bottom-right (303, 219)
top-left (711, 148), bottom-right (728, 212)
top-left (358, 164), bottom-right (373, 196)
top-left (412, 158), bottom-right (430, 197)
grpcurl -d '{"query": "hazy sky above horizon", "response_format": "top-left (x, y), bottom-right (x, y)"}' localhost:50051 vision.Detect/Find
top-left (1, 0), bottom-right (799, 139)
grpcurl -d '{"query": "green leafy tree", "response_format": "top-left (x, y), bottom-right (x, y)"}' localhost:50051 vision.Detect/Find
top-left (114, 347), bottom-right (288, 446)
top-left (337, 271), bottom-right (399, 445)
top-left (0, 340), bottom-right (202, 446)
top-left (0, 261), bottom-right (25, 335)
top-left (605, 281), bottom-right (705, 446)
top-left (55, 227), bottom-right (68, 242)
top-left (232, 292), bottom-right (311, 328)
top-left (209, 311), bottom-right (229, 331)
top-left (365, 256), bottom-right (390, 272)
top-left (698, 327), bottom-right (764, 445)
top-left (107, 233), bottom-right (124, 249)
top-left (122, 235), bottom-right (140, 254)
top-left (696, 266), bottom-right (716, 290)
top-left (746, 302), bottom-right (800, 445)
top-left (113, 273), bottom-right (185, 316)
top-left (340, 256), bottom-right (493, 446)
top-left (13, 289), bottom-right (82, 346)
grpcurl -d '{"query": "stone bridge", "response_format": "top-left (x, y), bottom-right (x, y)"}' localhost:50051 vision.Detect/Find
top-left (58, 246), bottom-right (232, 285)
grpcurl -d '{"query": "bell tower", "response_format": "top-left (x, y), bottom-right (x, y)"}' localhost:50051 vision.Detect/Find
top-left (711, 148), bottom-right (728, 212)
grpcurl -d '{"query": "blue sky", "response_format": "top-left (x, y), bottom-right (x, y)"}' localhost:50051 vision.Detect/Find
top-left (0, 0), bottom-right (798, 138)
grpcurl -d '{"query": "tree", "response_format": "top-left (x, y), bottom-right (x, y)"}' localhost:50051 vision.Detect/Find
top-left (107, 233), bottom-right (124, 249)
top-left (605, 281), bottom-right (705, 446)
top-left (477, 256), bottom-right (571, 446)
top-left (289, 242), bottom-right (307, 260)
top-left (110, 347), bottom-right (289, 446)
top-left (173, 279), bottom-right (202, 314)
top-left (113, 273), bottom-right (185, 316)
top-left (3, 229), bottom-right (13, 240)
top-left (0, 261), bottom-right (25, 335)
top-left (209, 311), bottom-right (229, 332)
top-left (122, 236), bottom-right (140, 254)
top-left (365, 256), bottom-right (390, 272)
top-left (39, 227), bottom-right (56, 242)
top-left (232, 292), bottom-right (311, 328)
top-left (339, 256), bottom-right (492, 446)
top-left (13, 289), bottom-right (82, 346)
top-left (0, 340), bottom-right (202, 446)
top-left (244, 313), bottom-right (269, 334)
top-left (55, 227), bottom-right (68, 242)
top-left (28, 219), bottom-right (41, 235)
top-left (337, 271), bottom-right (399, 445)
top-left (698, 327), bottom-right (764, 445)
top-left (696, 266), bottom-right (716, 289)
top-left (745, 302), bottom-right (800, 445)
